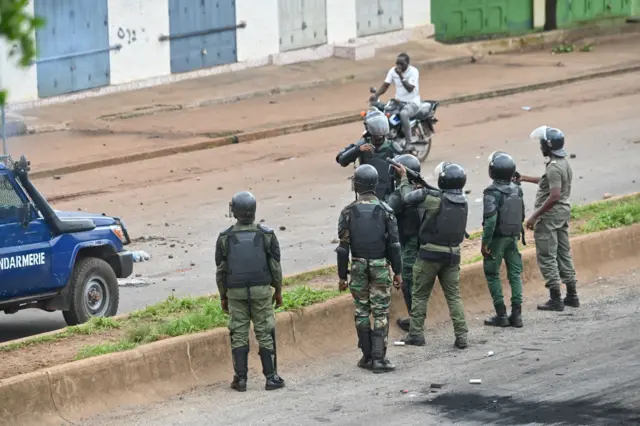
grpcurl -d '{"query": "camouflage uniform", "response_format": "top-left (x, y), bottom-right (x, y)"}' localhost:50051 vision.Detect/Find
top-left (337, 192), bottom-right (402, 372)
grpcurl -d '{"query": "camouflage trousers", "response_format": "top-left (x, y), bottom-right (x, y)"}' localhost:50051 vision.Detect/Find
top-left (401, 237), bottom-right (419, 312)
top-left (349, 258), bottom-right (392, 343)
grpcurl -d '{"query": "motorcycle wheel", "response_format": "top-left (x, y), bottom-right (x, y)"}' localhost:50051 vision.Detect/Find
top-left (410, 127), bottom-right (432, 163)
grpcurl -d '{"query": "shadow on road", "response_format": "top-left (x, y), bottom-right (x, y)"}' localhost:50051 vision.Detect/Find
top-left (422, 390), bottom-right (640, 425)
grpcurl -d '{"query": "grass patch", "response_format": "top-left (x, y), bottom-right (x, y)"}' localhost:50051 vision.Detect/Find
top-left (282, 266), bottom-right (336, 287)
top-left (75, 286), bottom-right (340, 360)
top-left (571, 194), bottom-right (640, 233)
top-left (0, 316), bottom-right (121, 353)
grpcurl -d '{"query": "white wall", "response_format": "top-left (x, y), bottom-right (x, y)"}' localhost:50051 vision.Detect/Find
top-left (107, 0), bottom-right (170, 85)
top-left (0, 0), bottom-right (38, 104)
top-left (2, 0), bottom-right (436, 107)
top-left (236, 0), bottom-right (280, 62)
top-left (403, 0), bottom-right (431, 29)
top-left (327, 0), bottom-right (357, 44)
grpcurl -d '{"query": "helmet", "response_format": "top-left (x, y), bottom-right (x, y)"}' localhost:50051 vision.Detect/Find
top-left (364, 109), bottom-right (389, 138)
top-left (353, 164), bottom-right (378, 194)
top-left (434, 162), bottom-right (467, 192)
top-left (530, 125), bottom-right (566, 157)
top-left (389, 154), bottom-right (421, 182)
top-left (488, 151), bottom-right (516, 182)
top-left (229, 191), bottom-right (257, 223)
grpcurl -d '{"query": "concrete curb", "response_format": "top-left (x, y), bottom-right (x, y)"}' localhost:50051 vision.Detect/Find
top-left (29, 62), bottom-right (640, 181)
top-left (2, 223), bottom-right (639, 425)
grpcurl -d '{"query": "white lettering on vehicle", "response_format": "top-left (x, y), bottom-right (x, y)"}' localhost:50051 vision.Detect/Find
top-left (0, 252), bottom-right (46, 271)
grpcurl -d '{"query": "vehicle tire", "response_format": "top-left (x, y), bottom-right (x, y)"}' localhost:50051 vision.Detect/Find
top-left (62, 257), bottom-right (120, 326)
top-left (412, 128), bottom-right (432, 163)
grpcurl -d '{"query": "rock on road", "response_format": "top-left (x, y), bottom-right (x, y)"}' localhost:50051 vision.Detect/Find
top-left (2, 73), bottom-right (640, 342)
top-left (82, 271), bottom-right (640, 426)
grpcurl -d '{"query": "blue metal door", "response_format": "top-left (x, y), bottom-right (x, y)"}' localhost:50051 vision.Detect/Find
top-left (168, 0), bottom-right (239, 74)
top-left (34, 0), bottom-right (112, 98)
top-left (0, 173), bottom-right (53, 300)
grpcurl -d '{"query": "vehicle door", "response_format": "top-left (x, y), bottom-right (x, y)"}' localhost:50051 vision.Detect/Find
top-left (0, 172), bottom-right (54, 300)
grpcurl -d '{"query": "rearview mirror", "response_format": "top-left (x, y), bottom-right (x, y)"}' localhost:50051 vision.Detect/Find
top-left (19, 202), bottom-right (32, 226)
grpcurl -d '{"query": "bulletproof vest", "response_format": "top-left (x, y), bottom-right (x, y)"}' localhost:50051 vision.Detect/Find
top-left (349, 203), bottom-right (387, 259)
top-left (420, 193), bottom-right (468, 247)
top-left (493, 183), bottom-right (524, 237)
top-left (225, 229), bottom-right (272, 289)
top-left (362, 148), bottom-right (394, 200)
top-left (397, 204), bottom-right (421, 239)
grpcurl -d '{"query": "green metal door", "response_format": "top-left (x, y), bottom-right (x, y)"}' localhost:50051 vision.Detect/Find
top-left (432, 0), bottom-right (533, 42)
top-left (557, 0), bottom-right (634, 28)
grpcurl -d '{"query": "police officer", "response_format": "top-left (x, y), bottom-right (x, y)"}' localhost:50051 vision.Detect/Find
top-left (387, 154), bottom-right (422, 332)
top-left (517, 126), bottom-right (579, 311)
top-left (215, 191), bottom-right (285, 392)
top-left (336, 164), bottom-right (403, 374)
top-left (481, 152), bottom-right (525, 328)
top-left (394, 161), bottom-right (470, 349)
top-left (336, 109), bottom-right (403, 201)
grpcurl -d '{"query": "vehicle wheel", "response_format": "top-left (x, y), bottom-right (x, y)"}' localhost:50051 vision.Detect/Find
top-left (412, 128), bottom-right (432, 163)
top-left (63, 257), bottom-right (119, 326)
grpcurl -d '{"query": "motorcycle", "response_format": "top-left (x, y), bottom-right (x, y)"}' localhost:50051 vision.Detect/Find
top-left (363, 87), bottom-right (439, 162)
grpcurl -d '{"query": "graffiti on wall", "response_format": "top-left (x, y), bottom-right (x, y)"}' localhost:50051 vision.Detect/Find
top-left (116, 27), bottom-right (146, 44)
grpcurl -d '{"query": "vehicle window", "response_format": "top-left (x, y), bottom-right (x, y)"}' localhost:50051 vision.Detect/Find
top-left (0, 175), bottom-right (22, 222)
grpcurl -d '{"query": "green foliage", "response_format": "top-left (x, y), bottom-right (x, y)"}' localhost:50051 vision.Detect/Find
top-left (0, 0), bottom-right (45, 104)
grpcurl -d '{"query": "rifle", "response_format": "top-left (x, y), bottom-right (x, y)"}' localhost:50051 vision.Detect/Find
top-left (512, 171), bottom-right (527, 246)
top-left (385, 157), bottom-right (438, 191)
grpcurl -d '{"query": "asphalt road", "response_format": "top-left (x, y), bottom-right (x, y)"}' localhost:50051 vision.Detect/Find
top-left (2, 73), bottom-right (639, 343)
top-left (82, 271), bottom-right (640, 426)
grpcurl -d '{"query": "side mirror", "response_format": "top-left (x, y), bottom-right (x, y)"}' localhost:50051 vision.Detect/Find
top-left (19, 202), bottom-right (32, 226)
top-left (369, 87), bottom-right (377, 94)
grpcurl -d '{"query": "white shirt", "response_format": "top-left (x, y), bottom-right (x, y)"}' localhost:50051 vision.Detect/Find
top-left (384, 65), bottom-right (420, 107)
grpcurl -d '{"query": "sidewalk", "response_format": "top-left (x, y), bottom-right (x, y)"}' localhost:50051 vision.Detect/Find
top-left (7, 33), bottom-right (640, 176)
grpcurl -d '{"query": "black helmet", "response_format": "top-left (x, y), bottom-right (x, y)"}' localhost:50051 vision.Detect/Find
top-left (530, 125), bottom-right (566, 157)
top-left (488, 151), bottom-right (516, 182)
top-left (435, 162), bottom-right (467, 193)
top-left (353, 164), bottom-right (378, 194)
top-left (229, 191), bottom-right (257, 223)
top-left (389, 154), bottom-right (421, 182)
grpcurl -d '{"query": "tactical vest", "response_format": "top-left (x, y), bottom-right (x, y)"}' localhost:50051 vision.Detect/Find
top-left (420, 193), bottom-right (468, 247)
top-left (225, 229), bottom-right (272, 289)
top-left (397, 204), bottom-right (421, 240)
top-left (349, 203), bottom-right (387, 259)
top-left (362, 146), bottom-right (395, 200)
top-left (494, 184), bottom-right (524, 237)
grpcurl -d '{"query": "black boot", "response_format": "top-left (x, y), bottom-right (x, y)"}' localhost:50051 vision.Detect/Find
top-left (371, 329), bottom-right (394, 374)
top-left (231, 346), bottom-right (249, 392)
top-left (396, 318), bottom-right (410, 332)
top-left (402, 333), bottom-right (426, 346)
top-left (356, 325), bottom-right (373, 370)
top-left (258, 347), bottom-right (285, 391)
top-left (454, 334), bottom-right (468, 349)
top-left (509, 304), bottom-right (523, 328)
top-left (537, 288), bottom-right (565, 311)
top-left (382, 346), bottom-right (396, 371)
top-left (564, 284), bottom-right (580, 308)
top-left (484, 303), bottom-right (510, 327)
